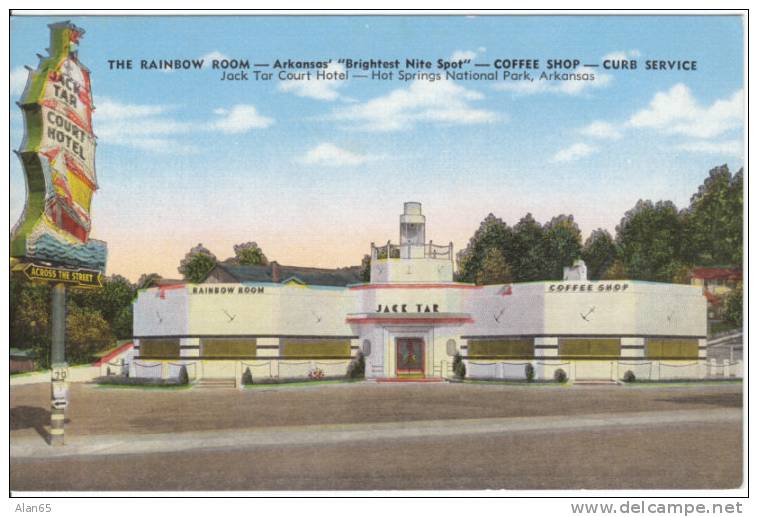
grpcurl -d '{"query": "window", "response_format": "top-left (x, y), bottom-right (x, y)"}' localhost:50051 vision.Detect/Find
top-left (200, 338), bottom-right (257, 358)
top-left (646, 339), bottom-right (699, 359)
top-left (559, 338), bottom-right (621, 358)
top-left (468, 338), bottom-right (534, 358)
top-left (280, 338), bottom-right (351, 358)
top-left (139, 338), bottom-right (180, 359)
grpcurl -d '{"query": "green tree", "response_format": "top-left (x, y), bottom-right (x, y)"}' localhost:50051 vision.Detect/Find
top-left (66, 302), bottom-right (114, 364)
top-left (360, 254), bottom-right (371, 282)
top-left (724, 283), bottom-right (743, 327)
top-left (10, 276), bottom-right (52, 367)
top-left (615, 200), bottom-right (685, 282)
top-left (457, 214), bottom-right (512, 283)
top-left (137, 272), bottom-right (163, 290)
top-left (475, 248), bottom-right (512, 285)
top-left (682, 165), bottom-right (743, 267)
top-left (685, 165), bottom-right (743, 266)
top-left (178, 243), bottom-right (218, 283)
top-left (233, 241), bottom-right (269, 266)
top-left (509, 213), bottom-right (546, 281)
top-left (603, 259), bottom-right (627, 280)
top-left (111, 305), bottom-right (133, 340)
top-left (581, 229), bottom-right (617, 280)
top-left (542, 214), bottom-right (583, 280)
top-left (99, 275), bottom-right (136, 323)
top-left (68, 274), bottom-right (135, 339)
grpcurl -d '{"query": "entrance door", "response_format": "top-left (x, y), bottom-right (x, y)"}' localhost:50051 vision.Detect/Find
top-left (396, 338), bottom-right (425, 376)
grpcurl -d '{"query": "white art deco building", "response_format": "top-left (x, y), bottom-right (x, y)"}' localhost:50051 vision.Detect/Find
top-left (132, 203), bottom-right (710, 383)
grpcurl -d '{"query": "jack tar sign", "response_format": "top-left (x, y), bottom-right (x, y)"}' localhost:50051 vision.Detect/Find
top-left (22, 262), bottom-right (103, 288)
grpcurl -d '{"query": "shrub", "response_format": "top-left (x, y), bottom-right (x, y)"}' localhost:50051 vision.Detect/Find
top-left (241, 366), bottom-right (254, 385)
top-left (178, 365), bottom-right (189, 385)
top-left (623, 370), bottom-right (636, 383)
top-left (453, 352), bottom-right (466, 379)
top-left (308, 367), bottom-right (325, 380)
top-left (95, 376), bottom-right (182, 386)
top-left (347, 351), bottom-right (365, 379)
top-left (525, 363), bottom-right (535, 382)
top-left (553, 368), bottom-right (567, 383)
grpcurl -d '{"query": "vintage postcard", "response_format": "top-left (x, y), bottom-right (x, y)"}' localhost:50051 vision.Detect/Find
top-left (8, 11), bottom-right (745, 501)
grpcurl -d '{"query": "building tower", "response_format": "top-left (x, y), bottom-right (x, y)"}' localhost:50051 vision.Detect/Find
top-left (369, 202), bottom-right (454, 283)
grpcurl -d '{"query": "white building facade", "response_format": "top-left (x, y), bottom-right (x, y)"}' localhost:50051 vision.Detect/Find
top-left (132, 203), bottom-right (713, 384)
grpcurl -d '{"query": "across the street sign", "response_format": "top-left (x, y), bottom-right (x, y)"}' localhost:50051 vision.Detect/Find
top-left (22, 262), bottom-right (103, 288)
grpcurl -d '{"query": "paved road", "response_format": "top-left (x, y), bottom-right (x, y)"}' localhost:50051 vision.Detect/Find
top-left (10, 382), bottom-right (743, 491)
top-left (10, 381), bottom-right (743, 437)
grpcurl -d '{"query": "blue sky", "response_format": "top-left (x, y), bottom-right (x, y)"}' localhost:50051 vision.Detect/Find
top-left (9, 15), bottom-right (745, 281)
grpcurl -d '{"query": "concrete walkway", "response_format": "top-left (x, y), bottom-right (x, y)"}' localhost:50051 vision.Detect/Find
top-left (11, 407), bottom-right (741, 460)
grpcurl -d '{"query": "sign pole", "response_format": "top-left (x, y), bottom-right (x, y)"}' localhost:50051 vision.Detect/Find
top-left (50, 282), bottom-right (68, 446)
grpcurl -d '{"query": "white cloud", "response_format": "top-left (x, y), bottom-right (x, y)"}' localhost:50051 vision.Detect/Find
top-left (200, 51), bottom-right (230, 68)
top-left (450, 49), bottom-right (478, 62)
top-left (626, 83), bottom-right (743, 139)
top-left (93, 97), bottom-right (192, 152)
top-left (278, 62), bottom-right (346, 101)
top-left (494, 73), bottom-right (612, 96)
top-left (210, 104), bottom-right (274, 133)
top-left (330, 79), bottom-right (499, 132)
top-left (93, 97), bottom-right (272, 152)
top-left (601, 49), bottom-right (641, 62)
top-left (95, 96), bottom-right (171, 120)
top-left (580, 120), bottom-right (622, 140)
top-left (297, 143), bottom-right (377, 167)
top-left (10, 67), bottom-right (28, 96)
top-left (551, 143), bottom-right (597, 163)
top-left (676, 140), bottom-right (743, 156)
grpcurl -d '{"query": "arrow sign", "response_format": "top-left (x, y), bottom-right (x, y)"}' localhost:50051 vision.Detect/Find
top-left (22, 263), bottom-right (103, 288)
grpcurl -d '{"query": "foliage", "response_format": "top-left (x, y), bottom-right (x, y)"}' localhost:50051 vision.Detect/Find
top-left (66, 302), bottom-right (115, 364)
top-left (453, 352), bottom-right (466, 379)
top-left (615, 200), bottom-right (685, 282)
top-left (347, 351), bottom-right (366, 379)
top-left (709, 319), bottom-right (740, 336)
top-left (308, 367), bottom-right (325, 380)
top-left (602, 259), bottom-right (628, 280)
top-left (525, 363), bottom-right (535, 382)
top-left (623, 370), bottom-right (636, 383)
top-left (456, 165), bottom-right (742, 284)
top-left (68, 275), bottom-right (136, 339)
top-left (475, 247), bottom-right (512, 285)
top-left (95, 376), bottom-right (187, 387)
top-left (233, 241), bottom-right (269, 266)
top-left (110, 306), bottom-right (133, 340)
top-left (178, 243), bottom-right (218, 283)
top-left (178, 365), bottom-right (189, 385)
top-left (457, 214), bottom-right (512, 283)
top-left (459, 212), bottom-right (582, 283)
top-left (10, 276), bottom-right (52, 367)
top-left (137, 272), bottom-right (163, 290)
top-left (553, 368), bottom-right (568, 383)
top-left (360, 254), bottom-right (371, 282)
top-left (509, 213), bottom-right (547, 281)
top-left (682, 165), bottom-right (743, 267)
top-left (581, 229), bottom-right (617, 280)
top-left (724, 283), bottom-right (743, 327)
top-left (542, 215), bottom-right (583, 280)
top-left (241, 367), bottom-right (254, 385)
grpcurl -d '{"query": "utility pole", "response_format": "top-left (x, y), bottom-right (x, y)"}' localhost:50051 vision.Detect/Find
top-left (50, 282), bottom-right (68, 446)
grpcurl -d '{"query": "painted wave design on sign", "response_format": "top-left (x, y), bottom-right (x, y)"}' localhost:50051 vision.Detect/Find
top-left (27, 231), bottom-right (107, 271)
